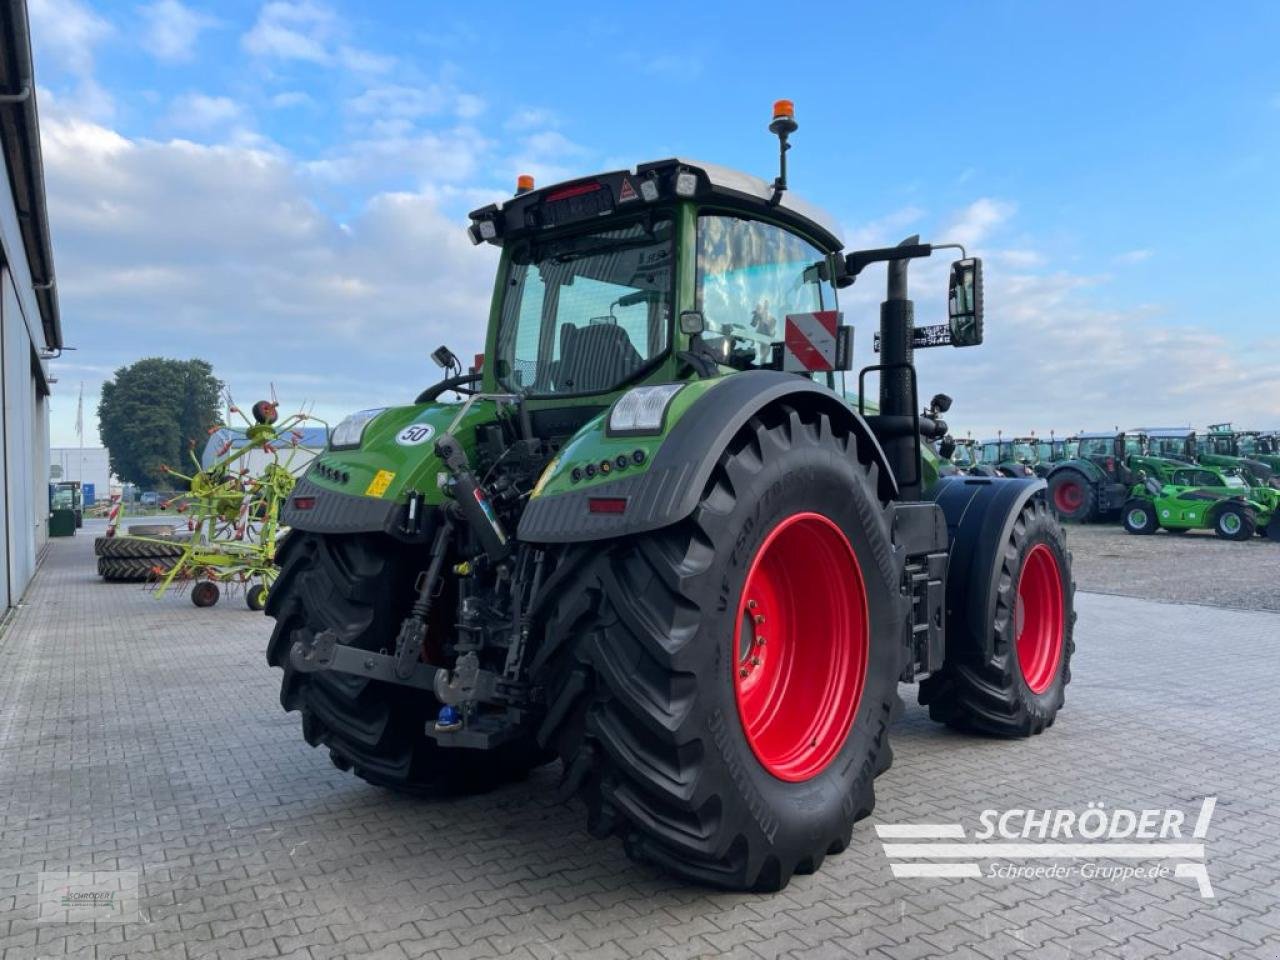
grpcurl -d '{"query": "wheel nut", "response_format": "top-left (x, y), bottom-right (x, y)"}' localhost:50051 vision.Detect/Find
top-left (756, 636), bottom-right (765, 646)
top-left (751, 656), bottom-right (761, 666)
top-left (747, 599), bottom-right (757, 609)
top-left (754, 614), bottom-right (765, 625)
top-left (739, 667), bottom-right (749, 678)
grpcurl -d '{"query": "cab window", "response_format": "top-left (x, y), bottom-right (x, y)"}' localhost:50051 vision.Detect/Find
top-left (696, 214), bottom-right (836, 368)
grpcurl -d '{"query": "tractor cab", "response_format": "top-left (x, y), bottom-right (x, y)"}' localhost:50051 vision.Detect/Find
top-left (1235, 430), bottom-right (1280, 473)
top-left (1139, 427), bottom-right (1196, 463)
top-left (1197, 423), bottom-right (1277, 487)
top-left (976, 437), bottom-right (1037, 477)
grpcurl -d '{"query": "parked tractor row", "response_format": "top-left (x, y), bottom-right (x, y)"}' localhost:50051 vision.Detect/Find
top-left (940, 425), bottom-right (1280, 541)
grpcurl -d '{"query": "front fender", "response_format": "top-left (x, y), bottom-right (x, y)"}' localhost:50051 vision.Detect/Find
top-left (930, 475), bottom-right (1047, 662)
top-left (518, 371), bottom-right (897, 543)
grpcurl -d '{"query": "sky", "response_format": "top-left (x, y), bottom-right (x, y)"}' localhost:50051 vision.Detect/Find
top-left (31, 0), bottom-right (1280, 446)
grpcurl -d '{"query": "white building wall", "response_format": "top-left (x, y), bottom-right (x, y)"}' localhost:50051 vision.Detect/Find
top-left (2, 266), bottom-right (41, 602)
top-left (50, 447), bottom-right (112, 502)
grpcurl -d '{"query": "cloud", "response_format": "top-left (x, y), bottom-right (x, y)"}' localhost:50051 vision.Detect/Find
top-left (1115, 248), bottom-right (1154, 264)
top-left (242, 0), bottom-right (332, 63)
top-left (943, 198), bottom-right (1016, 249)
top-left (138, 0), bottom-right (218, 62)
top-left (504, 107), bottom-right (558, 132)
top-left (268, 90), bottom-right (314, 109)
top-left (167, 92), bottom-right (241, 131)
top-left (42, 111), bottom-right (501, 444)
top-left (242, 1), bottom-right (391, 73)
top-left (28, 0), bottom-right (114, 116)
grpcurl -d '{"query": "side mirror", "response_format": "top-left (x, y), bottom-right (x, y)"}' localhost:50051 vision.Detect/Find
top-left (947, 258), bottom-right (984, 347)
top-left (679, 310), bottom-right (705, 335)
top-left (431, 345), bottom-right (460, 370)
top-left (930, 393), bottom-right (952, 414)
top-left (939, 436), bottom-right (956, 459)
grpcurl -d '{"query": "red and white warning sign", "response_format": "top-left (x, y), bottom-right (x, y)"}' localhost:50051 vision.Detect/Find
top-left (618, 177), bottom-right (638, 202)
top-left (783, 310), bottom-right (841, 371)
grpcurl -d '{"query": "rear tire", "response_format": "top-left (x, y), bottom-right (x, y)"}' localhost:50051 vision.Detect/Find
top-left (265, 531), bottom-right (547, 793)
top-left (920, 496), bottom-right (1075, 737)
top-left (1213, 504), bottom-right (1255, 541)
top-left (1122, 499), bottom-right (1158, 535)
top-left (1048, 470), bottom-right (1096, 522)
top-left (97, 556), bottom-right (173, 582)
top-left (96, 535), bottom-right (186, 559)
top-left (538, 404), bottom-right (906, 891)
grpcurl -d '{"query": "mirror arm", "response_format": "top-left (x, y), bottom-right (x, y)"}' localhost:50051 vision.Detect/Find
top-left (835, 243), bottom-right (934, 288)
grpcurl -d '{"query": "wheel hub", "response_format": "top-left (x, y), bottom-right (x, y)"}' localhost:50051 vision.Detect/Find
top-left (1054, 481), bottom-right (1083, 513)
top-left (733, 513), bottom-right (868, 782)
top-left (1014, 543), bottom-right (1065, 694)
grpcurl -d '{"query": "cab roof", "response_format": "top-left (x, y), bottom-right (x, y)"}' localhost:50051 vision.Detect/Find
top-left (1134, 427), bottom-right (1194, 438)
top-left (467, 157), bottom-right (844, 253)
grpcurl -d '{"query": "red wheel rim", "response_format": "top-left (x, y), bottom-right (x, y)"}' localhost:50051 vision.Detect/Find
top-left (1054, 481), bottom-right (1083, 513)
top-left (1015, 543), bottom-right (1064, 694)
top-left (733, 513), bottom-right (868, 782)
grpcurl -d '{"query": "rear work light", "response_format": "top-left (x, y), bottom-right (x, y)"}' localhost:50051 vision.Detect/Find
top-left (292, 496), bottom-right (317, 511)
top-left (588, 497), bottom-right (628, 515)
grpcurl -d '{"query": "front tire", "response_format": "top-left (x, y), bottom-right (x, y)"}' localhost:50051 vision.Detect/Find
top-left (920, 496), bottom-right (1075, 737)
top-left (1213, 504), bottom-right (1255, 541)
top-left (265, 531), bottom-right (546, 793)
top-left (1122, 499), bottom-right (1158, 535)
top-left (539, 405), bottom-right (906, 890)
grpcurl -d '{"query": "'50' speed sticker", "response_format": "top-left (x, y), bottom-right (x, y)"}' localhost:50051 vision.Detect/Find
top-left (396, 423), bottom-right (436, 446)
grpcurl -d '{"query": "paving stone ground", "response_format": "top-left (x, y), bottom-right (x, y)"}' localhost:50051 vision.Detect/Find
top-left (1, 520), bottom-right (1278, 960)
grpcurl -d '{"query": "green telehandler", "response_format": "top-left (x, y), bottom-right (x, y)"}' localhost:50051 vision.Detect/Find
top-left (1122, 465), bottom-right (1280, 541)
top-left (265, 103), bottom-right (1075, 891)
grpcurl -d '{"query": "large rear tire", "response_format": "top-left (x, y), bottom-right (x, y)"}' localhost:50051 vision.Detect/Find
top-left (919, 496), bottom-right (1076, 736)
top-left (1048, 469), bottom-right (1097, 522)
top-left (537, 404), bottom-right (906, 890)
top-left (95, 535), bottom-right (186, 559)
top-left (265, 531), bottom-right (548, 793)
top-left (97, 556), bottom-right (174, 582)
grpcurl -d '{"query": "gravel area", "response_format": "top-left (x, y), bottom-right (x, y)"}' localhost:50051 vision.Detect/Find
top-left (1064, 520), bottom-right (1279, 612)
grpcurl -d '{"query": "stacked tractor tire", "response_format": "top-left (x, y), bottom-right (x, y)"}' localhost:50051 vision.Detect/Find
top-left (94, 527), bottom-right (186, 582)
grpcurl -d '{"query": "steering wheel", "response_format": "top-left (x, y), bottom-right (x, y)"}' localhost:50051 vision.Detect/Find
top-left (415, 372), bottom-right (482, 403)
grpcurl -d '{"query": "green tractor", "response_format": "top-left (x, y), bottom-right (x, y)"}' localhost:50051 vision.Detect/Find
top-left (1197, 423), bottom-right (1278, 488)
top-left (971, 435), bottom-right (1038, 478)
top-left (1032, 434), bottom-right (1071, 478)
top-left (940, 435), bottom-right (980, 474)
top-left (1046, 429), bottom-right (1192, 522)
top-left (265, 104), bottom-right (1075, 891)
top-left (1122, 465), bottom-right (1280, 541)
top-left (1236, 430), bottom-right (1280, 474)
top-left (1139, 426), bottom-right (1197, 464)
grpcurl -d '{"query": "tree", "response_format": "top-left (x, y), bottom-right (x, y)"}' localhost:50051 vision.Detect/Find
top-left (98, 358), bottom-right (222, 488)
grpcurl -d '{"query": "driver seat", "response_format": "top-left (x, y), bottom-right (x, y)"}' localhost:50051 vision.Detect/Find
top-left (554, 323), bottom-right (643, 393)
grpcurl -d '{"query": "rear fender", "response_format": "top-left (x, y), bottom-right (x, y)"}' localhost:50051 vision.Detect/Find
top-left (518, 370), bottom-right (897, 543)
top-left (930, 475), bottom-right (1046, 662)
top-left (1047, 459), bottom-right (1103, 486)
